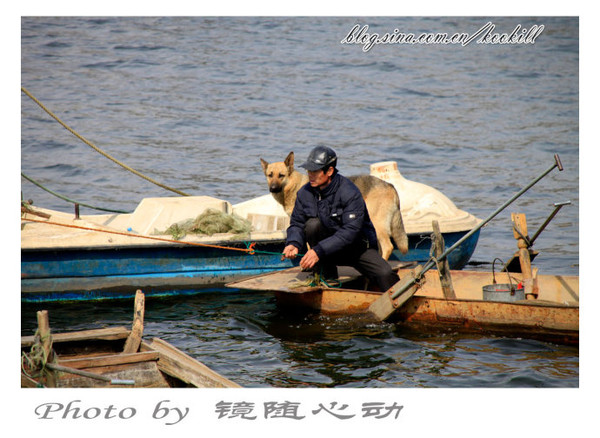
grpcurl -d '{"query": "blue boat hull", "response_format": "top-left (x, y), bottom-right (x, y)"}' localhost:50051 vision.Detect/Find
top-left (22, 241), bottom-right (294, 303)
top-left (21, 230), bottom-right (480, 303)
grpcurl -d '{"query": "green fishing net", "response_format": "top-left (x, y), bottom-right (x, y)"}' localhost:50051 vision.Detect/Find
top-left (154, 209), bottom-right (252, 239)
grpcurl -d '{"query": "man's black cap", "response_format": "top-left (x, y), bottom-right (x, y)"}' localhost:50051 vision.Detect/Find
top-left (299, 146), bottom-right (338, 171)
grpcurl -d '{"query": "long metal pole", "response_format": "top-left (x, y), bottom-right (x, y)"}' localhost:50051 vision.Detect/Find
top-left (391, 154), bottom-right (563, 300)
top-left (528, 200), bottom-right (571, 246)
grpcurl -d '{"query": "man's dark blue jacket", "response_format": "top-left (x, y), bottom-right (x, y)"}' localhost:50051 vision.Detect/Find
top-left (286, 171), bottom-right (378, 259)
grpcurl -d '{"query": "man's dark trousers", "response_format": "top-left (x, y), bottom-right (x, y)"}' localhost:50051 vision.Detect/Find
top-left (304, 217), bottom-right (399, 291)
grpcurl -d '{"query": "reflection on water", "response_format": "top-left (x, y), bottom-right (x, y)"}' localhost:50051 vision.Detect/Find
top-left (21, 292), bottom-right (578, 388)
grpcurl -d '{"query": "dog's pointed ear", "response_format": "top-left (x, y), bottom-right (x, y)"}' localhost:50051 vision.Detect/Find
top-left (284, 152), bottom-right (295, 171)
top-left (260, 158), bottom-right (269, 174)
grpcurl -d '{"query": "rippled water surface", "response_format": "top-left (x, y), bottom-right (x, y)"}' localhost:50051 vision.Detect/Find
top-left (21, 291), bottom-right (579, 388)
top-left (20, 17), bottom-right (579, 388)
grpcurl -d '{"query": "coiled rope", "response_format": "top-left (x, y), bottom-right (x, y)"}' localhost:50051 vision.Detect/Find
top-left (21, 86), bottom-right (190, 197)
top-left (21, 330), bottom-right (56, 381)
top-left (21, 172), bottom-right (130, 214)
top-left (292, 271), bottom-right (341, 288)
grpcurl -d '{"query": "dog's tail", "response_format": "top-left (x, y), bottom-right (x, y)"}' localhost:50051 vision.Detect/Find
top-left (391, 195), bottom-right (409, 255)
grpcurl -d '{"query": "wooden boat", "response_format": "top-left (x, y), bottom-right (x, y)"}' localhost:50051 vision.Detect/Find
top-left (21, 161), bottom-right (481, 303)
top-left (228, 264), bottom-right (578, 345)
top-left (229, 169), bottom-right (578, 345)
top-left (21, 291), bottom-right (240, 388)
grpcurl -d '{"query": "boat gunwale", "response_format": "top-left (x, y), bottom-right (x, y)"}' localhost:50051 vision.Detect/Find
top-left (314, 286), bottom-right (580, 309)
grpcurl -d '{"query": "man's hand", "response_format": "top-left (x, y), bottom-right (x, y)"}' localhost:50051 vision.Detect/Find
top-left (299, 249), bottom-right (319, 270)
top-left (282, 245), bottom-right (299, 260)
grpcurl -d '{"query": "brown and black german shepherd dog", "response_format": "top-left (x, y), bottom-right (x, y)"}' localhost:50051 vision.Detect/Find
top-left (260, 151), bottom-right (409, 260)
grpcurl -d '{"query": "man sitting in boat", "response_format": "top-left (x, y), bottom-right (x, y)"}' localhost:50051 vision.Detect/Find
top-left (281, 146), bottom-right (399, 291)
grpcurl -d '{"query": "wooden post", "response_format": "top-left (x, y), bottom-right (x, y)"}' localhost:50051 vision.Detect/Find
top-left (511, 213), bottom-right (535, 299)
top-left (36, 310), bottom-right (56, 387)
top-left (123, 290), bottom-right (145, 353)
top-left (432, 220), bottom-right (456, 299)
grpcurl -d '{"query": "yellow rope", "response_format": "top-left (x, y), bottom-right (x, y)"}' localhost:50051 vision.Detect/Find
top-left (21, 86), bottom-right (190, 197)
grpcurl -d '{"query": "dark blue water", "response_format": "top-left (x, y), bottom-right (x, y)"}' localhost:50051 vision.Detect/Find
top-left (20, 17), bottom-right (579, 388)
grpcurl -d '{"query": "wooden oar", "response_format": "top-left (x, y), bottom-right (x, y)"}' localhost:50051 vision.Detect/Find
top-left (368, 154), bottom-right (564, 322)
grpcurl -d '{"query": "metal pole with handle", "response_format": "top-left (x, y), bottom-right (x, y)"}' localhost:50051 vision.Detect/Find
top-left (368, 154), bottom-right (564, 321)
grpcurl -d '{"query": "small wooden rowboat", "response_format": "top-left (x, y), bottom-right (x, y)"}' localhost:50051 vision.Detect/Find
top-left (228, 264), bottom-right (579, 346)
top-left (21, 291), bottom-right (240, 388)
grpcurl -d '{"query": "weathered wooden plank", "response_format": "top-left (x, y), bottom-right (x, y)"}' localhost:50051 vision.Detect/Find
top-left (56, 361), bottom-right (170, 388)
top-left (59, 351), bottom-right (159, 370)
top-left (21, 326), bottom-right (130, 347)
top-left (227, 262), bottom-right (410, 294)
top-left (36, 310), bottom-right (52, 358)
top-left (432, 220), bottom-right (456, 299)
top-left (512, 213), bottom-right (535, 298)
top-left (47, 362), bottom-right (135, 385)
top-left (146, 338), bottom-right (241, 388)
top-left (35, 310), bottom-right (57, 387)
top-left (123, 290), bottom-right (145, 353)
